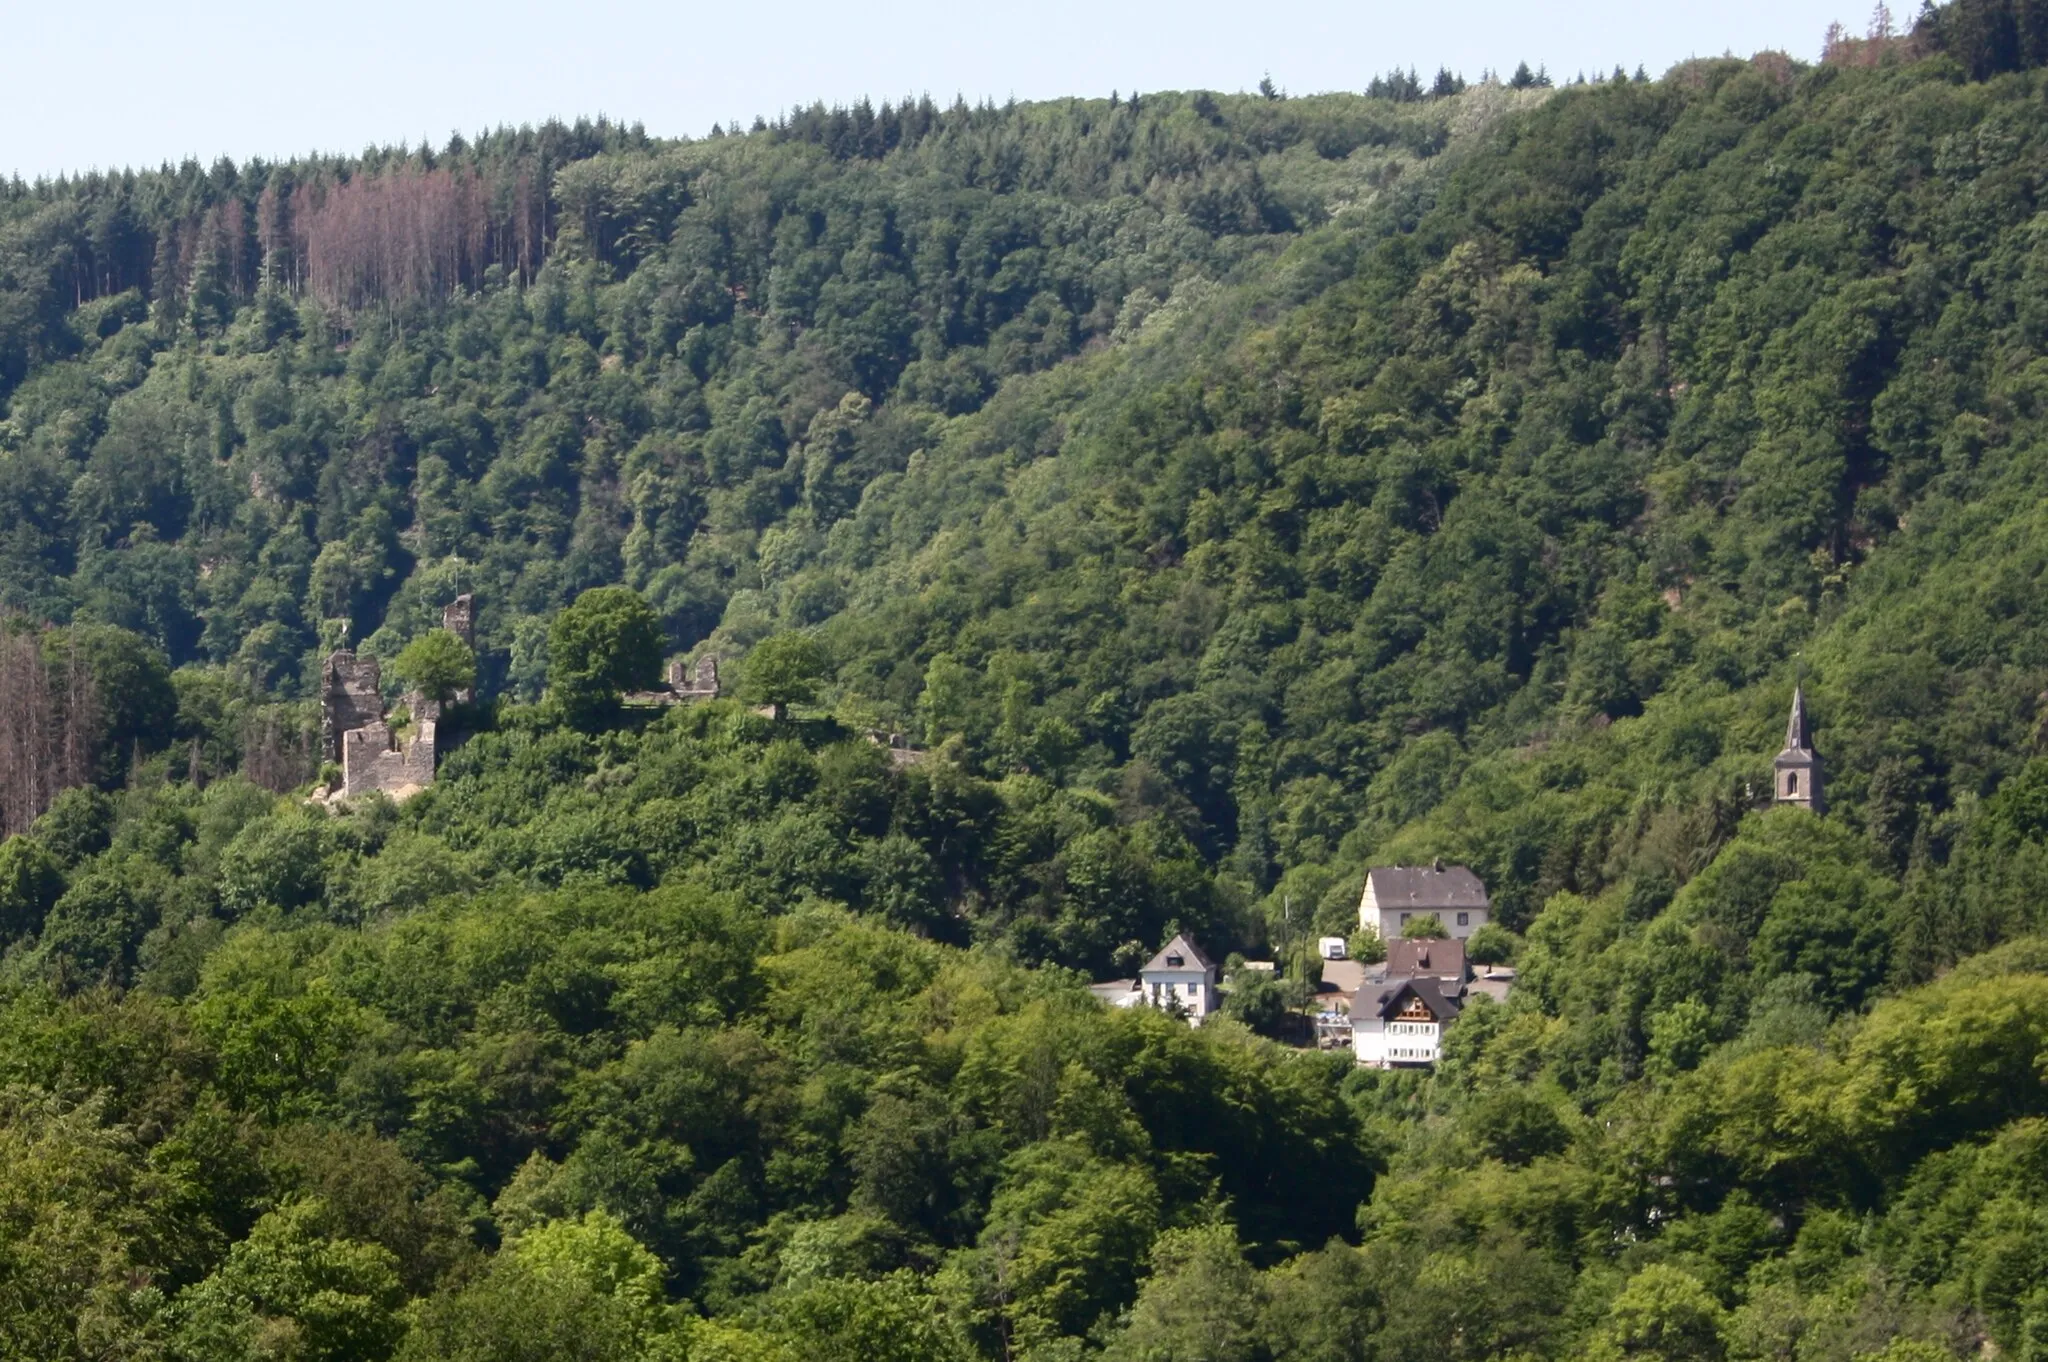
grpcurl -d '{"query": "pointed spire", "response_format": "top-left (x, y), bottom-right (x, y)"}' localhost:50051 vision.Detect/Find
top-left (1783, 685), bottom-right (1811, 753)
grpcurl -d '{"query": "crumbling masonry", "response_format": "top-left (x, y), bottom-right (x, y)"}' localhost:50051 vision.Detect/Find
top-left (321, 651), bottom-right (385, 765)
top-left (341, 717), bottom-right (437, 797)
top-left (670, 653), bottom-right (719, 699)
top-left (321, 594), bottom-right (475, 801)
top-left (624, 654), bottom-right (723, 707)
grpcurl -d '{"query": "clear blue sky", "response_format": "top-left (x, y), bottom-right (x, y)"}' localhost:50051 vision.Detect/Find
top-left (5, 0), bottom-right (1864, 180)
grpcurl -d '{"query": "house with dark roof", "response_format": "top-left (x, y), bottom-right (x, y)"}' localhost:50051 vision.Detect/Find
top-left (1385, 937), bottom-right (1468, 983)
top-left (1358, 863), bottom-right (1491, 942)
top-left (1352, 976), bottom-right (1463, 1068)
top-left (1138, 933), bottom-right (1218, 1024)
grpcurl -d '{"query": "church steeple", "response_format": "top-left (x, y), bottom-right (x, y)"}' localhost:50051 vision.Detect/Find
top-left (1783, 685), bottom-right (1811, 752)
top-left (1774, 685), bottom-right (1823, 813)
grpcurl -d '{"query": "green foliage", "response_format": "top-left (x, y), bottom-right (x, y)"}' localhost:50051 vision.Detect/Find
top-left (7, 40), bottom-right (2048, 1362)
top-left (1104, 1225), bottom-right (1263, 1362)
top-left (1462, 1086), bottom-right (1571, 1166)
top-left (391, 631), bottom-right (477, 706)
top-left (216, 813), bottom-right (329, 918)
top-left (41, 870), bottom-right (143, 984)
top-left (1918, 0), bottom-right (2048, 79)
top-left (1587, 1264), bottom-right (1727, 1362)
top-left (739, 633), bottom-right (829, 719)
top-left (770, 1273), bottom-right (964, 1362)
top-left (171, 1197), bottom-right (406, 1362)
top-left (1221, 967), bottom-right (1291, 1037)
top-left (398, 1250), bottom-right (661, 1362)
top-left (0, 837), bottom-right (63, 944)
top-left (30, 788), bottom-right (116, 868)
top-left (1464, 923), bottom-right (1517, 965)
top-left (547, 587), bottom-right (664, 726)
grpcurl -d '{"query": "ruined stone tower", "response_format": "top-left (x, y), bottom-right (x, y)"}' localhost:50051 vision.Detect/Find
top-left (321, 651), bottom-right (383, 764)
top-left (441, 593), bottom-right (475, 649)
top-left (318, 595), bottom-right (474, 801)
top-left (442, 594), bottom-right (476, 703)
top-left (1774, 685), bottom-right (1824, 814)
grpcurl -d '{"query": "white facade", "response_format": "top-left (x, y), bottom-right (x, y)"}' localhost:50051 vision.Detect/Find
top-left (1139, 967), bottom-right (1215, 1022)
top-left (1352, 981), bottom-right (1458, 1068)
top-left (1136, 934), bottom-right (1219, 1025)
top-left (1352, 1015), bottom-right (1444, 1067)
top-left (1359, 871), bottom-right (1490, 941)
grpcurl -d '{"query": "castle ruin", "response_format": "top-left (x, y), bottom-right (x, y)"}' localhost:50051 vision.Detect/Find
top-left (624, 653), bottom-right (724, 707)
top-left (671, 653), bottom-right (719, 699)
top-left (442, 594), bottom-right (476, 702)
top-left (320, 594), bottom-right (476, 802)
top-left (321, 652), bottom-right (384, 764)
top-left (341, 717), bottom-right (438, 799)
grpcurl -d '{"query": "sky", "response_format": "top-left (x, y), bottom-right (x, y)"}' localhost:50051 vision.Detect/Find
top-left (3, 0), bottom-right (1866, 180)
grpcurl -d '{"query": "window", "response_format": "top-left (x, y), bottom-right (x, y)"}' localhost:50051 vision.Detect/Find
top-left (1401, 913), bottom-right (1412, 926)
top-left (1456, 911), bottom-right (1469, 927)
top-left (1787, 772), bottom-right (1798, 795)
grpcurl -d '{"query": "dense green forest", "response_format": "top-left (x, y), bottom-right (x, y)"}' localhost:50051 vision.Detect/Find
top-left (15, 1), bottom-right (2048, 1353)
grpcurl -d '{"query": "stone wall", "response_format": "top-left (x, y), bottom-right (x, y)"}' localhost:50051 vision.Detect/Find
top-left (671, 654), bottom-right (720, 699)
top-left (342, 718), bottom-right (438, 798)
top-left (319, 595), bottom-right (473, 800)
top-left (442, 594), bottom-right (475, 650)
top-left (442, 595), bottom-right (476, 703)
top-left (628, 655), bottom-right (723, 707)
top-left (322, 651), bottom-right (384, 763)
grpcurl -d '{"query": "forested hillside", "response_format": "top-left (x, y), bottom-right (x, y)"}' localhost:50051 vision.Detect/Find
top-left (12, 5), bottom-right (2048, 1356)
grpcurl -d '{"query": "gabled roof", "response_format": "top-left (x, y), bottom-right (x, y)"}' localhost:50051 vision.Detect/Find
top-left (1141, 933), bottom-right (1215, 975)
top-left (1385, 937), bottom-right (1468, 982)
top-left (1087, 979), bottom-right (1140, 1004)
top-left (1366, 864), bottom-right (1490, 912)
top-left (1362, 975), bottom-right (1463, 1023)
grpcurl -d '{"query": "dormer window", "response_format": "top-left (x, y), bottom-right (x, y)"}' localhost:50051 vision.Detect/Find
top-left (1166, 954), bottom-right (1183, 967)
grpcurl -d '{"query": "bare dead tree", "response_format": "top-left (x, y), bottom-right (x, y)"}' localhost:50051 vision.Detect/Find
top-left (241, 706), bottom-right (317, 794)
top-left (0, 626), bottom-right (99, 837)
top-left (298, 162), bottom-right (553, 309)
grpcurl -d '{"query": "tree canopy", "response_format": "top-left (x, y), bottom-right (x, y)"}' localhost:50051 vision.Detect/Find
top-left (390, 630), bottom-right (475, 707)
top-left (3, 16), bottom-right (2048, 1358)
top-left (546, 587), bottom-right (664, 725)
top-left (740, 632), bottom-right (829, 719)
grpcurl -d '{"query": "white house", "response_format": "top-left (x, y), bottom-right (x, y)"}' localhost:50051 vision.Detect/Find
top-left (1138, 934), bottom-right (1218, 1024)
top-left (1352, 976), bottom-right (1463, 1068)
top-left (1359, 862), bottom-right (1491, 941)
